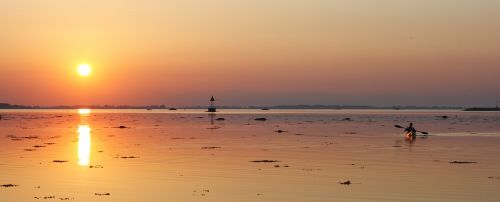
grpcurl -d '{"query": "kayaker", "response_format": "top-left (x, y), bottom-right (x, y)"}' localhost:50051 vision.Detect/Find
top-left (404, 123), bottom-right (417, 140)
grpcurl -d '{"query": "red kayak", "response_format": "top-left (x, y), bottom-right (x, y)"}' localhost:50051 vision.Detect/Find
top-left (406, 131), bottom-right (416, 141)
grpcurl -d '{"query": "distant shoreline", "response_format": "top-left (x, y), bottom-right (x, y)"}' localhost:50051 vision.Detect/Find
top-left (0, 103), bottom-right (463, 110)
top-left (464, 107), bottom-right (500, 111)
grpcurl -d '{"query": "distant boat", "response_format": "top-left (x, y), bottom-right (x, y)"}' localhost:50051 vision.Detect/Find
top-left (146, 108), bottom-right (153, 111)
top-left (168, 107), bottom-right (177, 110)
top-left (261, 107), bottom-right (270, 110)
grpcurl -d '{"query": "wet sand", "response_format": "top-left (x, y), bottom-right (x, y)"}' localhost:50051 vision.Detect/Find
top-left (1, 109), bottom-right (500, 201)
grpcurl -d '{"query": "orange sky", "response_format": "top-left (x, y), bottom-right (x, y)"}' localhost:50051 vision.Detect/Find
top-left (1, 1), bottom-right (499, 106)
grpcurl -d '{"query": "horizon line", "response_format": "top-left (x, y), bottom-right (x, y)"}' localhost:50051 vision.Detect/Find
top-left (0, 102), bottom-right (467, 109)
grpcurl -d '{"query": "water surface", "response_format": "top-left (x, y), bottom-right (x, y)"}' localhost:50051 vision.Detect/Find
top-left (1, 109), bottom-right (500, 201)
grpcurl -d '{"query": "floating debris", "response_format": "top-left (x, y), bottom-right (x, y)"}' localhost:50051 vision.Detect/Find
top-left (1, 184), bottom-right (18, 187)
top-left (342, 118), bottom-right (352, 121)
top-left (94, 193), bottom-right (111, 196)
top-left (302, 168), bottom-right (322, 172)
top-left (89, 165), bottom-right (104, 168)
top-left (192, 189), bottom-right (210, 197)
top-left (449, 161), bottom-right (477, 164)
top-left (201, 146), bottom-right (222, 149)
top-left (33, 145), bottom-right (46, 148)
top-left (120, 156), bottom-right (139, 159)
top-left (34, 196), bottom-right (56, 200)
top-left (274, 130), bottom-right (288, 133)
top-left (250, 160), bottom-right (280, 163)
top-left (254, 118), bottom-right (267, 121)
top-left (215, 118), bottom-right (225, 121)
top-left (24, 148), bottom-right (37, 151)
top-left (8, 135), bottom-right (40, 139)
top-left (295, 133), bottom-right (305, 136)
top-left (52, 160), bottom-right (69, 163)
top-left (339, 180), bottom-right (351, 185)
top-left (117, 125), bottom-right (128, 128)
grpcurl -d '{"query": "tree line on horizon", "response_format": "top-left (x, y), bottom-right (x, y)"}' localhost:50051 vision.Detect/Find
top-left (0, 103), bottom-right (463, 110)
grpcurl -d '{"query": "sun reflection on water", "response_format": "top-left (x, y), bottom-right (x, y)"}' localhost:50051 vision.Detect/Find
top-left (78, 108), bottom-right (91, 115)
top-left (77, 125), bottom-right (91, 166)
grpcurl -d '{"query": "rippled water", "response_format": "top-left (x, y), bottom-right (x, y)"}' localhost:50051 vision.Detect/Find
top-left (1, 109), bottom-right (500, 201)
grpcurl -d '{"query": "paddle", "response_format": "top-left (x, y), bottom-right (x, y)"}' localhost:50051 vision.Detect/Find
top-left (394, 124), bottom-right (429, 135)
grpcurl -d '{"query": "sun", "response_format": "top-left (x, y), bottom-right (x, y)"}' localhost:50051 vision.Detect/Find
top-left (77, 64), bottom-right (92, 77)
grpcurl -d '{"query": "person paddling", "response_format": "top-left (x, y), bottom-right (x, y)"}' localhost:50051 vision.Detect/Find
top-left (394, 123), bottom-right (429, 141)
top-left (404, 123), bottom-right (417, 140)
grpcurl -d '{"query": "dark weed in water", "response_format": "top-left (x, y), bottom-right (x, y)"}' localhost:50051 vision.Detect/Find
top-left (33, 196), bottom-right (55, 199)
top-left (201, 146), bottom-right (222, 149)
top-left (250, 160), bottom-right (280, 163)
top-left (449, 161), bottom-right (477, 164)
top-left (120, 156), bottom-right (139, 159)
top-left (1, 184), bottom-right (18, 187)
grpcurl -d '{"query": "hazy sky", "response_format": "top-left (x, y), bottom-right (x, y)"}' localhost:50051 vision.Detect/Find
top-left (1, 0), bottom-right (499, 107)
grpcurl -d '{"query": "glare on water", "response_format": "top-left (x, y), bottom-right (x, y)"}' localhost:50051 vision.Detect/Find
top-left (78, 108), bottom-right (91, 115)
top-left (77, 125), bottom-right (91, 166)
